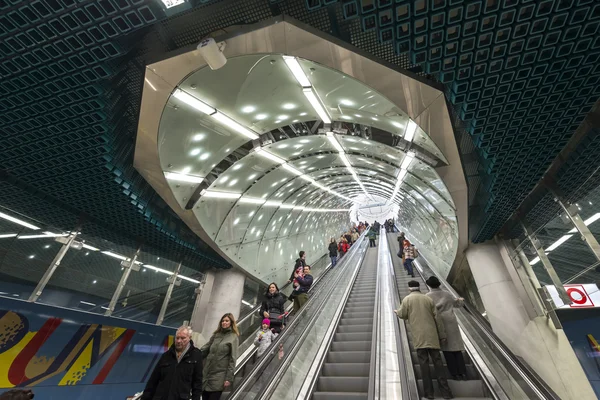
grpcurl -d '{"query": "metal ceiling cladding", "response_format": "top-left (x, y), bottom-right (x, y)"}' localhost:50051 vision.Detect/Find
top-left (0, 0), bottom-right (598, 272)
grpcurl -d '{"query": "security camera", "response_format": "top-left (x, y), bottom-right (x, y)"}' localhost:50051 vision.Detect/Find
top-left (197, 38), bottom-right (227, 70)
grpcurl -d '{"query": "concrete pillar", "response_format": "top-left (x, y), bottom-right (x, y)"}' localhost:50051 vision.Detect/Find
top-left (189, 269), bottom-right (245, 346)
top-left (465, 241), bottom-right (596, 400)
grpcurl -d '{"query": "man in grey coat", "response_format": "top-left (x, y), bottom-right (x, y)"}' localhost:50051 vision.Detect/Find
top-left (395, 281), bottom-right (453, 399)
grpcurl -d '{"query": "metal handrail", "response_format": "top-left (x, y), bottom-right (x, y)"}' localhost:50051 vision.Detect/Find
top-left (385, 233), bottom-right (422, 400)
top-left (293, 232), bottom-right (369, 399)
top-left (228, 236), bottom-right (367, 400)
top-left (235, 252), bottom-right (329, 327)
top-left (368, 233), bottom-right (383, 400)
top-left (394, 226), bottom-right (561, 400)
top-left (260, 236), bottom-right (368, 400)
top-left (233, 253), bottom-right (333, 375)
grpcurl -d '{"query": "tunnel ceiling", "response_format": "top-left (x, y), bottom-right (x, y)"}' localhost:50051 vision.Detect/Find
top-left (144, 45), bottom-right (458, 281)
top-left (0, 0), bottom-right (598, 273)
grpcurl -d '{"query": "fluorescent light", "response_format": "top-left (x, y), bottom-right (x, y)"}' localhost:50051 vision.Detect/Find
top-left (173, 89), bottom-right (215, 115)
top-left (339, 153), bottom-right (352, 169)
top-left (283, 164), bottom-right (303, 176)
top-left (212, 112), bottom-right (259, 140)
top-left (546, 234), bottom-right (573, 252)
top-left (165, 172), bottom-right (204, 184)
top-left (326, 133), bottom-right (345, 153)
top-left (397, 169), bottom-right (408, 181)
top-left (283, 56), bottom-right (311, 88)
top-left (254, 148), bottom-right (286, 164)
top-left (0, 234), bottom-right (17, 239)
top-left (530, 257), bottom-right (540, 265)
top-left (241, 300), bottom-right (253, 307)
top-left (401, 151), bottom-right (415, 170)
top-left (161, 0), bottom-right (185, 9)
top-left (0, 211), bottom-right (40, 230)
top-left (144, 265), bottom-right (172, 275)
top-left (300, 175), bottom-right (316, 183)
top-left (404, 120), bottom-right (417, 142)
top-left (264, 200), bottom-right (283, 207)
top-left (239, 197), bottom-right (266, 205)
top-left (303, 88), bottom-right (331, 124)
top-left (82, 243), bottom-right (99, 251)
top-left (202, 190), bottom-right (242, 199)
top-left (18, 232), bottom-right (68, 239)
top-left (568, 213), bottom-right (600, 233)
top-left (80, 301), bottom-right (96, 306)
top-left (102, 251), bottom-right (127, 261)
top-left (179, 275), bottom-right (201, 284)
top-left (280, 204), bottom-right (296, 209)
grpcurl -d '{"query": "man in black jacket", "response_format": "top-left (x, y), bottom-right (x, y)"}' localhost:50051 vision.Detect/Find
top-left (142, 326), bottom-right (202, 400)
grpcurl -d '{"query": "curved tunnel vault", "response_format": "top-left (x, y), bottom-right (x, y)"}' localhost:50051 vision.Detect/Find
top-left (136, 20), bottom-right (464, 283)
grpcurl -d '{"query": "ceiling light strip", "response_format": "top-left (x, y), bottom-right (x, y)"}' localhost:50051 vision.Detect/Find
top-left (303, 88), bottom-right (331, 124)
top-left (329, 133), bottom-right (371, 199)
top-left (173, 89), bottom-right (259, 140)
top-left (0, 211), bottom-right (41, 230)
top-left (164, 172), bottom-right (204, 184)
top-left (404, 120), bottom-right (417, 143)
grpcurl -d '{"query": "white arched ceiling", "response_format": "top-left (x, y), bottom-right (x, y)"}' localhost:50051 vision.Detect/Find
top-left (154, 53), bottom-right (458, 283)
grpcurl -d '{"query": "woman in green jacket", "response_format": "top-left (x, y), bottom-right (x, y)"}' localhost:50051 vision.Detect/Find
top-left (200, 313), bottom-right (239, 400)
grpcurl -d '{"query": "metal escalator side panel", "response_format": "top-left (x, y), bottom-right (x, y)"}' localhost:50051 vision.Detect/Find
top-left (230, 235), bottom-right (369, 400)
top-left (384, 232), bottom-right (422, 400)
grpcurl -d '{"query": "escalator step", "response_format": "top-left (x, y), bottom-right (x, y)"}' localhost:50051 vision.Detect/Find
top-left (327, 350), bottom-right (370, 363)
top-left (317, 376), bottom-right (369, 392)
top-left (333, 332), bottom-right (372, 342)
top-left (341, 311), bottom-right (374, 319)
top-left (312, 392), bottom-right (367, 400)
top-left (416, 379), bottom-right (486, 398)
top-left (339, 317), bottom-right (373, 325)
top-left (336, 324), bottom-right (372, 333)
top-left (330, 340), bottom-right (371, 352)
top-left (321, 362), bottom-right (370, 377)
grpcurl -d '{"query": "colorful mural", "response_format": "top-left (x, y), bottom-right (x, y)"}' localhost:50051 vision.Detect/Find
top-left (0, 297), bottom-right (173, 400)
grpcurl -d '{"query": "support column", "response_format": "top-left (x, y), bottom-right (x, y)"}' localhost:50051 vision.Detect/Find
top-left (156, 261), bottom-right (182, 325)
top-left (189, 269), bottom-right (245, 344)
top-left (29, 231), bottom-right (78, 302)
top-left (105, 246), bottom-right (141, 316)
top-left (466, 241), bottom-right (596, 400)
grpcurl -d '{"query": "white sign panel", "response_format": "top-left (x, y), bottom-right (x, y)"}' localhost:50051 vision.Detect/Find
top-left (546, 284), bottom-right (600, 308)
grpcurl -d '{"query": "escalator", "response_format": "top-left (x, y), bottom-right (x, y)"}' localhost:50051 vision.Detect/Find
top-left (311, 245), bottom-right (378, 400)
top-left (388, 233), bottom-right (490, 399)
top-left (387, 231), bottom-right (561, 400)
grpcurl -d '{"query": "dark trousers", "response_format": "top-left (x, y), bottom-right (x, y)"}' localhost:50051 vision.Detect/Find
top-left (369, 239), bottom-right (376, 247)
top-left (330, 255), bottom-right (337, 267)
top-left (417, 348), bottom-right (452, 399)
top-left (444, 351), bottom-right (467, 377)
top-left (202, 391), bottom-right (223, 400)
top-left (404, 259), bottom-right (414, 276)
top-left (293, 293), bottom-right (308, 312)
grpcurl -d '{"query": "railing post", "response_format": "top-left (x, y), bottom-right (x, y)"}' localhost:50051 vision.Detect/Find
top-left (105, 246), bottom-right (141, 316)
top-left (156, 261), bottom-right (182, 325)
top-left (28, 231), bottom-right (78, 302)
top-left (521, 221), bottom-right (571, 305)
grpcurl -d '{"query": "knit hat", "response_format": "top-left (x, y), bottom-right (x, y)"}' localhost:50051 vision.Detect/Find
top-left (262, 318), bottom-right (270, 326)
top-left (426, 276), bottom-right (441, 288)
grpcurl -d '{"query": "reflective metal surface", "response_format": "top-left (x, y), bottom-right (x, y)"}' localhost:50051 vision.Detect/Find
top-left (135, 18), bottom-right (467, 281)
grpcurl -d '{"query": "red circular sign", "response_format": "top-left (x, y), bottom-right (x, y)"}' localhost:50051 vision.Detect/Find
top-left (567, 288), bottom-right (588, 305)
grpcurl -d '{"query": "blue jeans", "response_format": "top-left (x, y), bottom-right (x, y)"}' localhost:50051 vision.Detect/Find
top-left (330, 255), bottom-right (337, 267)
top-left (404, 259), bottom-right (414, 276)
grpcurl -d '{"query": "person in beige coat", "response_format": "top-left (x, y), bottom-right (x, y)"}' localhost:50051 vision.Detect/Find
top-left (395, 280), bottom-right (453, 399)
top-left (426, 276), bottom-right (468, 380)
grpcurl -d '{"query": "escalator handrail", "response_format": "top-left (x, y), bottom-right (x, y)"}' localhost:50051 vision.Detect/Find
top-left (292, 234), bottom-right (370, 399)
top-left (394, 227), bottom-right (561, 400)
top-left (259, 235), bottom-right (368, 400)
top-left (384, 232), bottom-right (424, 400)
top-left (228, 235), bottom-right (367, 400)
top-left (233, 253), bottom-right (334, 375)
top-left (235, 252), bottom-right (329, 327)
top-left (367, 231), bottom-right (383, 400)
